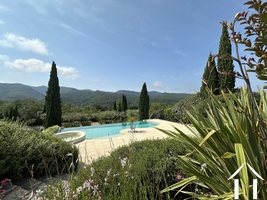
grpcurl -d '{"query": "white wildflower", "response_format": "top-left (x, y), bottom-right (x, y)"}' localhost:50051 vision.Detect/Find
top-left (92, 185), bottom-right (99, 195)
top-left (76, 186), bottom-right (83, 194)
top-left (120, 157), bottom-right (127, 168)
top-left (35, 189), bottom-right (43, 196)
top-left (83, 180), bottom-right (91, 189)
top-left (107, 168), bottom-right (111, 176)
top-left (91, 167), bottom-right (95, 176)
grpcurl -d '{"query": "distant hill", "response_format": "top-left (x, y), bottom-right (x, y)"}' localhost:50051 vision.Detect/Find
top-left (31, 85), bottom-right (75, 95)
top-left (0, 83), bottom-right (44, 102)
top-left (0, 83), bottom-right (191, 108)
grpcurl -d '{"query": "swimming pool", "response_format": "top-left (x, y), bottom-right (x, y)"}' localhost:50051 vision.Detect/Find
top-left (59, 121), bottom-right (157, 139)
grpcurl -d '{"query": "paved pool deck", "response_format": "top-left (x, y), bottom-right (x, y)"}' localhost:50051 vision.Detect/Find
top-left (75, 119), bottom-right (193, 164)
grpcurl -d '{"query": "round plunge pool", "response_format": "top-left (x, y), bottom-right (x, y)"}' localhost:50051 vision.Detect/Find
top-left (54, 131), bottom-right (86, 144)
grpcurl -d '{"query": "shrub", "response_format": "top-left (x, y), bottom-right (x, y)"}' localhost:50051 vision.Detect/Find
top-left (42, 125), bottom-right (60, 136)
top-left (49, 139), bottom-right (191, 199)
top-left (0, 120), bottom-right (79, 181)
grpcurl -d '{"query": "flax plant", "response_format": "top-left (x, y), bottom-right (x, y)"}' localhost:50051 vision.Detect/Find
top-left (160, 1), bottom-right (267, 199)
top-left (160, 88), bottom-right (267, 199)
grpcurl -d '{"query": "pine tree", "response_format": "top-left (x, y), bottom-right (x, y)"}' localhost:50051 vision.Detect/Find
top-left (45, 61), bottom-right (62, 127)
top-left (139, 83), bottom-right (149, 120)
top-left (217, 24), bottom-right (235, 92)
top-left (121, 94), bottom-right (127, 111)
top-left (200, 53), bottom-right (219, 98)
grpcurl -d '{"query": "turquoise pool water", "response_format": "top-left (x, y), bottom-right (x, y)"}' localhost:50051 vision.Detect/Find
top-left (60, 121), bottom-right (157, 139)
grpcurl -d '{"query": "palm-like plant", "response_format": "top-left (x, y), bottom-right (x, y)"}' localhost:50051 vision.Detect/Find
top-left (160, 88), bottom-right (267, 199)
top-left (160, 1), bottom-right (267, 199)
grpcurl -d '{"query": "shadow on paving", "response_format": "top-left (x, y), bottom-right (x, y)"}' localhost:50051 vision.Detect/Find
top-left (2, 174), bottom-right (69, 200)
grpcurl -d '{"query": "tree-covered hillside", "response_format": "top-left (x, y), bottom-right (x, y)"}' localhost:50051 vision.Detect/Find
top-left (0, 83), bottom-right (191, 108)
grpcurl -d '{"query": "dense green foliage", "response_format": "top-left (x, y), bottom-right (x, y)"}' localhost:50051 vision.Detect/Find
top-left (0, 83), bottom-right (190, 109)
top-left (0, 99), bottom-right (43, 125)
top-left (217, 24), bottom-right (235, 92)
top-left (172, 93), bottom-right (203, 123)
top-left (0, 120), bottom-right (78, 181)
top-left (139, 83), bottom-right (149, 120)
top-left (113, 101), bottom-right (117, 111)
top-left (121, 94), bottom-right (127, 111)
top-left (62, 109), bottom-right (139, 127)
top-left (149, 102), bottom-right (176, 122)
top-left (45, 61), bottom-right (62, 127)
top-left (5, 105), bottom-right (19, 121)
top-left (46, 139), bottom-right (191, 199)
top-left (200, 53), bottom-right (219, 98)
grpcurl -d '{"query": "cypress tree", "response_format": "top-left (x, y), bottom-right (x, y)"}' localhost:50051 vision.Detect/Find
top-left (217, 24), bottom-right (235, 93)
top-left (200, 53), bottom-right (219, 98)
top-left (121, 94), bottom-right (127, 111)
top-left (118, 101), bottom-right (122, 112)
top-left (8, 107), bottom-right (14, 120)
top-left (113, 101), bottom-right (117, 111)
top-left (14, 105), bottom-right (18, 121)
top-left (43, 104), bottom-right (46, 114)
top-left (45, 61), bottom-right (62, 127)
top-left (139, 83), bottom-right (149, 120)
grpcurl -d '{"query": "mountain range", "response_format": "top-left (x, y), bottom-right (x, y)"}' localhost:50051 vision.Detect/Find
top-left (0, 83), bottom-right (191, 108)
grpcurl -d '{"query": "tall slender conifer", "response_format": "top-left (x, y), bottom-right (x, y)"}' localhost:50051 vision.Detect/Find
top-left (217, 24), bottom-right (235, 92)
top-left (45, 61), bottom-right (62, 127)
top-left (121, 94), bottom-right (127, 111)
top-left (200, 53), bottom-right (219, 98)
top-left (139, 83), bottom-right (149, 120)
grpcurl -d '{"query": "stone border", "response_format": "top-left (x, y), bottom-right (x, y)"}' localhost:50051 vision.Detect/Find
top-left (54, 131), bottom-right (86, 144)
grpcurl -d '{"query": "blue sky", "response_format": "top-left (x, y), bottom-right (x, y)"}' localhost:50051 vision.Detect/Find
top-left (0, 0), bottom-right (264, 93)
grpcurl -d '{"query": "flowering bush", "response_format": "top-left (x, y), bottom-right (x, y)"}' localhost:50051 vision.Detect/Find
top-left (46, 139), bottom-right (191, 199)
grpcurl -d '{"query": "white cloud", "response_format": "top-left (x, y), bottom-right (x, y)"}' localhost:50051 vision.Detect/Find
top-left (153, 81), bottom-right (164, 89)
top-left (0, 33), bottom-right (49, 55)
top-left (4, 59), bottom-right (79, 79)
top-left (58, 22), bottom-right (96, 40)
top-left (0, 54), bottom-right (9, 61)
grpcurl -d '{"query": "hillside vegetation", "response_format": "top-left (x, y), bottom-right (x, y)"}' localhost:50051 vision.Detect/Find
top-left (0, 83), bottom-right (191, 108)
